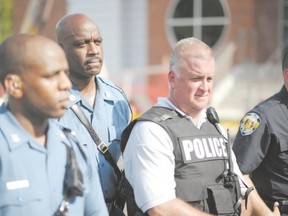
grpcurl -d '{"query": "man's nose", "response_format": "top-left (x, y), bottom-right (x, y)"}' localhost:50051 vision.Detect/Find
top-left (87, 42), bottom-right (99, 55)
top-left (199, 80), bottom-right (209, 91)
top-left (59, 72), bottom-right (72, 91)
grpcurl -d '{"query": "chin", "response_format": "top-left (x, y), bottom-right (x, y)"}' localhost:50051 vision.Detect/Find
top-left (50, 110), bottom-right (66, 119)
top-left (86, 67), bottom-right (101, 75)
top-left (93, 69), bottom-right (101, 75)
top-left (194, 103), bottom-right (209, 111)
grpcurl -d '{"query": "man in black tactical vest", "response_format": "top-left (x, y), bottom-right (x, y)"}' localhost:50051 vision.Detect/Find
top-left (121, 37), bottom-right (280, 216)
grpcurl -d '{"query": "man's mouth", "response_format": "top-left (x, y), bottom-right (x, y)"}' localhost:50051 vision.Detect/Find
top-left (86, 57), bottom-right (102, 65)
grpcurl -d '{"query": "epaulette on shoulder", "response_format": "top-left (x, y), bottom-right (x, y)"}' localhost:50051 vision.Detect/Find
top-left (97, 76), bottom-right (131, 105)
top-left (254, 92), bottom-right (281, 114)
top-left (139, 107), bottom-right (178, 123)
top-left (98, 76), bottom-right (124, 93)
top-left (60, 126), bottom-right (87, 157)
top-left (60, 127), bottom-right (79, 143)
top-left (59, 126), bottom-right (73, 134)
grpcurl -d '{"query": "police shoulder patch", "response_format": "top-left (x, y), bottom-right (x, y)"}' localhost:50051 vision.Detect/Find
top-left (240, 112), bottom-right (261, 136)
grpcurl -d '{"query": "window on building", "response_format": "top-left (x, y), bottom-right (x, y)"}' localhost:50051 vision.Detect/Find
top-left (283, 0), bottom-right (288, 47)
top-left (166, 0), bottom-right (230, 48)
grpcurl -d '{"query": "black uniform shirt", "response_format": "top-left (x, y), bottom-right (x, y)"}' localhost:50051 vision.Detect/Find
top-left (233, 86), bottom-right (288, 201)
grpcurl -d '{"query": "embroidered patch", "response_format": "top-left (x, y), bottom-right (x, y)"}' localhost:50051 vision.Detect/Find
top-left (240, 112), bottom-right (261, 136)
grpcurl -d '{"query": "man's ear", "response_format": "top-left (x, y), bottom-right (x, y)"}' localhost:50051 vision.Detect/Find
top-left (168, 70), bottom-right (176, 89)
top-left (4, 74), bottom-right (23, 98)
top-left (284, 68), bottom-right (288, 80)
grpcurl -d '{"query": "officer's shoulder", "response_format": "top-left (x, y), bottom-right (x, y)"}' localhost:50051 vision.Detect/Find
top-left (59, 126), bottom-right (85, 151)
top-left (55, 125), bottom-right (76, 142)
top-left (51, 121), bottom-right (71, 134)
top-left (98, 76), bottom-right (124, 93)
top-left (253, 93), bottom-right (281, 115)
top-left (59, 126), bottom-right (73, 134)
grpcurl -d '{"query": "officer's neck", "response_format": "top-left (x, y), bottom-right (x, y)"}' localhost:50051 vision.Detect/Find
top-left (71, 76), bottom-right (97, 108)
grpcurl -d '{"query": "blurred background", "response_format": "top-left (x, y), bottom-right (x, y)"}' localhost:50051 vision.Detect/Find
top-left (0, 0), bottom-right (286, 137)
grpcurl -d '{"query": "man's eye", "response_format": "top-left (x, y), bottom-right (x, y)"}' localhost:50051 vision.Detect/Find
top-left (191, 78), bottom-right (201, 81)
top-left (75, 42), bottom-right (85, 47)
top-left (94, 40), bottom-right (102, 45)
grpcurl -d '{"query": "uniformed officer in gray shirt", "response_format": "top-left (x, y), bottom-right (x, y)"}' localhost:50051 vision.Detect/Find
top-left (233, 50), bottom-right (288, 215)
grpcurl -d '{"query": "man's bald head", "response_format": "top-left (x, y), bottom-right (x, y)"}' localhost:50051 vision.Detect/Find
top-left (0, 34), bottom-right (65, 85)
top-left (55, 13), bottom-right (99, 45)
top-left (55, 13), bottom-right (103, 78)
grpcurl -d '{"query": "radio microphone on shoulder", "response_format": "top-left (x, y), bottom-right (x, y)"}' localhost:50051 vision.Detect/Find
top-left (206, 107), bottom-right (228, 141)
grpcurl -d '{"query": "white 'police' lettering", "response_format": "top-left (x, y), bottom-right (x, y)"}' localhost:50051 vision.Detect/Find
top-left (181, 137), bottom-right (228, 163)
top-left (182, 140), bottom-right (193, 160)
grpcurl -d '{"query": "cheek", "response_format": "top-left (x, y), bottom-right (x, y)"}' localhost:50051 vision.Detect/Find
top-left (32, 81), bottom-right (57, 99)
top-left (208, 83), bottom-right (213, 92)
top-left (184, 82), bottom-right (198, 93)
top-left (174, 84), bottom-right (190, 99)
top-left (33, 89), bottom-right (54, 103)
top-left (68, 51), bottom-right (84, 64)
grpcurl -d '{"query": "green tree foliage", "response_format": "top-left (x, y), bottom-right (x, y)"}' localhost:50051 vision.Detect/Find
top-left (0, 0), bottom-right (14, 43)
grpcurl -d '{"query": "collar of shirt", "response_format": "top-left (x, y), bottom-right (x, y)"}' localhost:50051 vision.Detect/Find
top-left (68, 76), bottom-right (114, 111)
top-left (280, 85), bottom-right (288, 106)
top-left (155, 97), bottom-right (207, 129)
top-left (0, 105), bottom-right (69, 153)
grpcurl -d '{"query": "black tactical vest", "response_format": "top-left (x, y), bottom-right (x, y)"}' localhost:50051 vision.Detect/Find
top-left (121, 107), bottom-right (242, 216)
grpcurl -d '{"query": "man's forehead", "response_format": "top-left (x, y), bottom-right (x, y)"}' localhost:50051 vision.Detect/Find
top-left (62, 25), bottom-right (101, 41)
top-left (180, 56), bottom-right (215, 75)
top-left (60, 20), bottom-right (100, 37)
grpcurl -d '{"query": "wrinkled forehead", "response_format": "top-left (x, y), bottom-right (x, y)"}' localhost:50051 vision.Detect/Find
top-left (181, 53), bottom-right (215, 75)
top-left (60, 20), bottom-right (101, 42)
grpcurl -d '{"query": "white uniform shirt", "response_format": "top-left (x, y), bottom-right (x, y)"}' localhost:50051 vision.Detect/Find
top-left (123, 97), bottom-right (246, 213)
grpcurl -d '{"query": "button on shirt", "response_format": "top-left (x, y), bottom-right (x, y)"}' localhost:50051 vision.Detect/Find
top-left (0, 105), bottom-right (108, 216)
top-left (57, 76), bottom-right (131, 199)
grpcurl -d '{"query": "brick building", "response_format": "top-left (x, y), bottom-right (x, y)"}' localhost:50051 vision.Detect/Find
top-left (5, 0), bottom-right (286, 123)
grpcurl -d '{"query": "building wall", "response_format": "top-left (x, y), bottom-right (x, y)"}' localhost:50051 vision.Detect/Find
top-left (7, 0), bottom-right (283, 116)
top-left (0, 0), bottom-right (66, 98)
top-left (148, 0), bottom-right (171, 65)
top-left (148, 0), bottom-right (280, 66)
top-left (67, 0), bottom-right (148, 80)
top-left (13, 0), bottom-right (66, 40)
top-left (254, 0), bottom-right (280, 62)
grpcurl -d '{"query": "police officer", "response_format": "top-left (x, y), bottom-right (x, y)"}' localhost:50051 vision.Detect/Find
top-left (121, 37), bottom-right (280, 216)
top-left (233, 49), bottom-right (288, 215)
top-left (0, 34), bottom-right (108, 216)
top-left (55, 13), bottom-right (131, 213)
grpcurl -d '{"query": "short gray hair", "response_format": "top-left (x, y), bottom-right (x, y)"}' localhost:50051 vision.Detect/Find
top-left (169, 37), bottom-right (214, 75)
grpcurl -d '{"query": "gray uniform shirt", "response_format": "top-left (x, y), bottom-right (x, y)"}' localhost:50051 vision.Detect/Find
top-left (233, 86), bottom-right (288, 201)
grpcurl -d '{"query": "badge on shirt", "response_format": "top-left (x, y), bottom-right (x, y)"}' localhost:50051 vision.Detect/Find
top-left (105, 91), bottom-right (111, 98)
top-left (6, 179), bottom-right (29, 190)
top-left (240, 112), bottom-right (261, 136)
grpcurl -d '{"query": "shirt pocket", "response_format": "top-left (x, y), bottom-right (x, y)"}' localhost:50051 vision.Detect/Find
top-left (278, 138), bottom-right (288, 171)
top-left (108, 125), bottom-right (125, 143)
top-left (0, 188), bottom-right (42, 215)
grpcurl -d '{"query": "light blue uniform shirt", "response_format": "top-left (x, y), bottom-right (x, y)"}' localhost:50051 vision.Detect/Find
top-left (0, 104), bottom-right (108, 216)
top-left (57, 76), bottom-right (131, 200)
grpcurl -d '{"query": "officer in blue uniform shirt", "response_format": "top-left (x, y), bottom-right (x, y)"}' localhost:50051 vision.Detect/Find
top-left (55, 13), bottom-right (131, 208)
top-left (0, 34), bottom-right (108, 216)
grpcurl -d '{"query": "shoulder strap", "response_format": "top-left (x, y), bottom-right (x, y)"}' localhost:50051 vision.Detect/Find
top-left (226, 129), bottom-right (233, 173)
top-left (70, 103), bottom-right (122, 179)
top-left (55, 128), bottom-right (85, 216)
